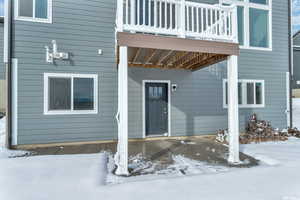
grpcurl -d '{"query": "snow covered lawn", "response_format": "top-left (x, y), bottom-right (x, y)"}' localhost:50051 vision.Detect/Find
top-left (0, 137), bottom-right (300, 200)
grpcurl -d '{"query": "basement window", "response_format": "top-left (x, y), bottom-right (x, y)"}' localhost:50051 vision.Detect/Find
top-left (15, 0), bottom-right (52, 23)
top-left (223, 79), bottom-right (265, 108)
top-left (44, 73), bottom-right (98, 115)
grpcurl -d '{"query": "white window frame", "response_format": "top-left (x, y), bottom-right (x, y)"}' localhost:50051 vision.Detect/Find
top-left (15, 0), bottom-right (52, 23)
top-left (223, 79), bottom-right (265, 108)
top-left (220, 0), bottom-right (272, 51)
top-left (44, 73), bottom-right (98, 115)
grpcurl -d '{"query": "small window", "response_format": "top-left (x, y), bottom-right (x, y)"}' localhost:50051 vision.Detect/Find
top-left (15, 0), bottom-right (52, 23)
top-left (223, 79), bottom-right (265, 108)
top-left (44, 73), bottom-right (98, 115)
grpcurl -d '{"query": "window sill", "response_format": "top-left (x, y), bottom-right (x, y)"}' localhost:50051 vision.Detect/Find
top-left (239, 45), bottom-right (272, 51)
top-left (44, 110), bottom-right (98, 115)
top-left (15, 16), bottom-right (52, 24)
top-left (223, 105), bottom-right (265, 109)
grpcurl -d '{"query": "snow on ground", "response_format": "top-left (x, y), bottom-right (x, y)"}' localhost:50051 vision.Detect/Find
top-left (0, 117), bottom-right (29, 158)
top-left (293, 98), bottom-right (300, 129)
top-left (0, 117), bottom-right (6, 147)
top-left (1, 138), bottom-right (300, 200)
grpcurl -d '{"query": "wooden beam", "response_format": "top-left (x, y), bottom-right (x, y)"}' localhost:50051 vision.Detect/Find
top-left (156, 50), bottom-right (174, 65)
top-left (117, 32), bottom-right (240, 56)
top-left (181, 53), bottom-right (212, 69)
top-left (132, 48), bottom-right (141, 63)
top-left (190, 55), bottom-right (228, 71)
top-left (166, 51), bottom-right (191, 67)
top-left (175, 52), bottom-right (202, 69)
top-left (144, 49), bottom-right (157, 65)
top-left (129, 62), bottom-right (174, 69)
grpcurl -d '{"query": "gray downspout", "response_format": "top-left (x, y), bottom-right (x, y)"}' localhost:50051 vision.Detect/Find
top-left (288, 0), bottom-right (293, 128)
top-left (4, 0), bottom-right (12, 149)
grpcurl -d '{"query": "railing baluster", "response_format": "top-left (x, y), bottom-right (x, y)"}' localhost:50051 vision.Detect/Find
top-left (170, 2), bottom-right (173, 29)
top-left (201, 7), bottom-right (203, 34)
top-left (137, 0), bottom-right (140, 25)
top-left (205, 8), bottom-right (208, 34)
top-left (187, 6), bottom-right (189, 31)
top-left (125, 0), bottom-right (128, 25)
top-left (210, 8), bottom-right (213, 36)
top-left (159, 0), bottom-right (162, 28)
top-left (148, 0), bottom-right (151, 26)
top-left (143, 0), bottom-right (145, 25)
top-left (196, 7), bottom-right (199, 33)
top-left (191, 7), bottom-right (194, 32)
top-left (154, 0), bottom-right (157, 28)
top-left (165, 0), bottom-right (167, 29)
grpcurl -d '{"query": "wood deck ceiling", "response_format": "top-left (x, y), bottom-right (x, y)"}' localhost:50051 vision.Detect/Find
top-left (127, 48), bottom-right (228, 71)
top-left (117, 32), bottom-right (239, 71)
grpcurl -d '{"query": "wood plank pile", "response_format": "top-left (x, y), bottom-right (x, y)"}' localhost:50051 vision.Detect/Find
top-left (216, 114), bottom-right (300, 144)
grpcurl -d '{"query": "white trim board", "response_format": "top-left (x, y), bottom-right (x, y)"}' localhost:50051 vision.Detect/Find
top-left (142, 80), bottom-right (171, 139)
top-left (12, 58), bottom-right (18, 145)
top-left (44, 73), bottom-right (98, 115)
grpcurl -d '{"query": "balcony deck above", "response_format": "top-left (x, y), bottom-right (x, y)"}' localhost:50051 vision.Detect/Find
top-left (116, 0), bottom-right (239, 71)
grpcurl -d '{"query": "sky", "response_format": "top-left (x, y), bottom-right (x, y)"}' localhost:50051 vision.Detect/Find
top-left (293, 0), bottom-right (300, 33)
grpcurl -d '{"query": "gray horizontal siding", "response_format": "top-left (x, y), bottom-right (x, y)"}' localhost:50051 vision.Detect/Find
top-left (14, 0), bottom-right (118, 144)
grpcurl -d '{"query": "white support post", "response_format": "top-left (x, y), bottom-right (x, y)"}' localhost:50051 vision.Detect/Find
top-left (227, 55), bottom-right (240, 164)
top-left (114, 46), bottom-right (129, 176)
top-left (179, 0), bottom-right (186, 38)
top-left (117, 0), bottom-right (124, 32)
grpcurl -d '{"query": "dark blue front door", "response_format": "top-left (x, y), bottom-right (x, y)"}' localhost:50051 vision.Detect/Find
top-left (145, 82), bottom-right (168, 136)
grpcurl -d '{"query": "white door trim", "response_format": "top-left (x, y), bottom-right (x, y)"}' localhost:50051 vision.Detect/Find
top-left (142, 80), bottom-right (171, 138)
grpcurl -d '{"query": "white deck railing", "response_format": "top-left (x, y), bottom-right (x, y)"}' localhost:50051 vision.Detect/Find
top-left (117, 0), bottom-right (238, 43)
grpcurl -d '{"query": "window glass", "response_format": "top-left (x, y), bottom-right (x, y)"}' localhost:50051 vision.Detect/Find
top-left (49, 78), bottom-right (71, 110)
top-left (256, 82), bottom-right (263, 104)
top-left (35, 0), bottom-right (48, 19)
top-left (247, 82), bottom-right (255, 104)
top-left (0, 0), bottom-right (4, 17)
top-left (249, 0), bottom-right (268, 5)
top-left (237, 6), bottom-right (244, 45)
top-left (19, 0), bottom-right (33, 17)
top-left (249, 8), bottom-right (269, 48)
top-left (73, 78), bottom-right (94, 110)
top-left (238, 82), bottom-right (243, 104)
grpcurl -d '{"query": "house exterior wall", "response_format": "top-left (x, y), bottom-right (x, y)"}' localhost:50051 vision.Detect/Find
top-left (10, 0), bottom-right (289, 145)
top-left (13, 0), bottom-right (118, 144)
top-left (293, 34), bottom-right (300, 90)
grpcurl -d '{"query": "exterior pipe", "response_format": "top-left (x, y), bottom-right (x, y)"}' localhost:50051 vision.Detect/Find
top-left (288, 0), bottom-right (293, 128)
top-left (4, 0), bottom-right (12, 149)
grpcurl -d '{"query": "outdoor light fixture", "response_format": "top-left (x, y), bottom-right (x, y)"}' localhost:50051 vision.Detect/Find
top-left (45, 40), bottom-right (69, 63)
top-left (172, 84), bottom-right (177, 92)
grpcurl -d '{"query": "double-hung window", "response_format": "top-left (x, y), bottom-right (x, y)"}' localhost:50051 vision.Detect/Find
top-left (44, 73), bottom-right (98, 115)
top-left (15, 0), bottom-right (52, 23)
top-left (223, 79), bottom-right (265, 108)
top-left (220, 0), bottom-right (272, 50)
